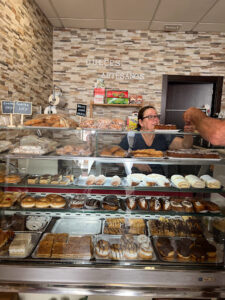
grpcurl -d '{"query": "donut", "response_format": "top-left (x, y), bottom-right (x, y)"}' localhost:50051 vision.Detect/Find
top-left (35, 197), bottom-right (50, 208)
top-left (95, 240), bottom-right (110, 258)
top-left (4, 174), bottom-right (21, 184)
top-left (21, 196), bottom-right (36, 208)
top-left (137, 234), bottom-right (150, 245)
top-left (46, 194), bottom-right (64, 201)
top-left (124, 243), bottom-right (138, 260)
top-left (138, 242), bottom-right (153, 260)
top-left (50, 196), bottom-right (66, 208)
top-left (0, 197), bottom-right (13, 207)
top-left (110, 244), bottom-right (123, 260)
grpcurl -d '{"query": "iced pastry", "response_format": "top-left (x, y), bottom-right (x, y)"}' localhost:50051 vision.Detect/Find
top-left (171, 175), bottom-right (190, 189)
top-left (200, 175), bottom-right (221, 189)
top-left (185, 175), bottom-right (205, 188)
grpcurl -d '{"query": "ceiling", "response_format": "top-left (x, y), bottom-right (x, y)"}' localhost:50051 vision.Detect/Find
top-left (35, 0), bottom-right (225, 32)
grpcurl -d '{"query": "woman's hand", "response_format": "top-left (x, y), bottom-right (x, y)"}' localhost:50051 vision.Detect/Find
top-left (184, 124), bottom-right (195, 132)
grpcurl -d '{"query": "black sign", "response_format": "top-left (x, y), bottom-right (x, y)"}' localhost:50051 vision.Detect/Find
top-left (76, 104), bottom-right (87, 117)
top-left (14, 101), bottom-right (32, 115)
top-left (1, 101), bottom-right (14, 114)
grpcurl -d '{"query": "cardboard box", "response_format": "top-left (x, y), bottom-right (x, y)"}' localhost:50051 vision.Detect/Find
top-left (106, 90), bottom-right (128, 98)
top-left (106, 98), bottom-right (129, 104)
top-left (94, 88), bottom-right (105, 104)
top-left (129, 94), bottom-right (143, 104)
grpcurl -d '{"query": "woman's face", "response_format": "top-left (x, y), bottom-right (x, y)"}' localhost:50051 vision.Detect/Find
top-left (139, 108), bottom-right (160, 131)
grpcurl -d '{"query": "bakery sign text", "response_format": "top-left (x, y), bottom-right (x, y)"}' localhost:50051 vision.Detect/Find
top-left (86, 58), bottom-right (145, 81)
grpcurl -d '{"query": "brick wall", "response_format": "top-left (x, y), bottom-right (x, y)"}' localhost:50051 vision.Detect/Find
top-left (0, 0), bottom-right (53, 112)
top-left (53, 28), bottom-right (225, 120)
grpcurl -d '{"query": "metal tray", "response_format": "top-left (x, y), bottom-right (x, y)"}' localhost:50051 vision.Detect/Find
top-left (103, 218), bottom-right (146, 235)
top-left (0, 231), bottom-right (41, 259)
top-left (51, 218), bottom-right (102, 235)
top-left (32, 233), bottom-right (93, 260)
top-left (94, 234), bottom-right (157, 261)
top-left (152, 236), bottom-right (223, 264)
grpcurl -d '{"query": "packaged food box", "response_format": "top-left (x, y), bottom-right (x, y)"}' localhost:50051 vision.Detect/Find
top-left (106, 90), bottom-right (128, 98)
top-left (129, 94), bottom-right (143, 104)
top-left (127, 112), bottom-right (138, 130)
top-left (94, 88), bottom-right (105, 104)
top-left (106, 98), bottom-right (129, 104)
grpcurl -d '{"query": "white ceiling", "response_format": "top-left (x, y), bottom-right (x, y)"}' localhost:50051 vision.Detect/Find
top-left (35, 0), bottom-right (225, 32)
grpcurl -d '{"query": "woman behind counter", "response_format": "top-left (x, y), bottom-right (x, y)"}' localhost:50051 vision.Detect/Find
top-left (119, 105), bottom-right (193, 174)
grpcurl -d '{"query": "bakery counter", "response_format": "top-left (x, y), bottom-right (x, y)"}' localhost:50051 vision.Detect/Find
top-left (1, 153), bottom-right (224, 165)
top-left (0, 263), bottom-right (225, 297)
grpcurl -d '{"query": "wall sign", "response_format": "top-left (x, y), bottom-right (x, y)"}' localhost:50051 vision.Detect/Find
top-left (14, 101), bottom-right (32, 115)
top-left (1, 101), bottom-right (14, 114)
top-left (76, 104), bottom-right (87, 117)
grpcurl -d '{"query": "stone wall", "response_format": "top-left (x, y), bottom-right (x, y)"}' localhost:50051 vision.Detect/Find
top-left (0, 0), bottom-right (53, 112)
top-left (53, 29), bottom-right (225, 121)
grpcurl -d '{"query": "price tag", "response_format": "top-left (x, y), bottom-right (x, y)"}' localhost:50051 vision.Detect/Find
top-left (1, 101), bottom-right (14, 114)
top-left (14, 101), bottom-right (32, 115)
top-left (76, 104), bottom-right (87, 117)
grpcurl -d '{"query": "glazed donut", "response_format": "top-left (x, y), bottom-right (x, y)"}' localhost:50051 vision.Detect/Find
top-left (46, 194), bottom-right (64, 201)
top-left (0, 197), bottom-right (12, 207)
top-left (21, 196), bottom-right (36, 208)
top-left (35, 197), bottom-right (50, 208)
top-left (50, 196), bottom-right (66, 208)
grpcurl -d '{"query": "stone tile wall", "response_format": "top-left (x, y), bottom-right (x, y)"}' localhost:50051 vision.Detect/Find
top-left (0, 0), bottom-right (53, 112)
top-left (53, 29), bottom-right (225, 121)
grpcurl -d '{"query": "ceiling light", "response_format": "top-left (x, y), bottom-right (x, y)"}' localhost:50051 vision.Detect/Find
top-left (164, 25), bottom-right (181, 32)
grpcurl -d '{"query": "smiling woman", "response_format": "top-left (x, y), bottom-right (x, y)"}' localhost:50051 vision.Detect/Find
top-left (119, 105), bottom-right (194, 175)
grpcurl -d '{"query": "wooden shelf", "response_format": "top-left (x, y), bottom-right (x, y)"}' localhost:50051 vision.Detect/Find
top-left (90, 101), bottom-right (143, 117)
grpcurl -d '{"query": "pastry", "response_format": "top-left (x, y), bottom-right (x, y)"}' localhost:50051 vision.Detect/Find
top-left (154, 124), bottom-right (177, 130)
top-left (131, 149), bottom-right (164, 157)
top-left (138, 242), bottom-right (153, 260)
top-left (9, 240), bottom-right (29, 257)
top-left (111, 176), bottom-right (121, 186)
top-left (102, 195), bottom-right (119, 211)
top-left (171, 175), bottom-right (190, 189)
top-left (162, 199), bottom-right (171, 211)
top-left (35, 197), bottom-right (50, 208)
top-left (39, 175), bottom-right (51, 185)
top-left (120, 234), bottom-right (134, 247)
top-left (124, 242), bottom-right (138, 260)
top-left (176, 238), bottom-right (193, 260)
top-left (85, 199), bottom-right (100, 209)
top-left (86, 175), bottom-right (96, 185)
top-left (200, 175), bottom-right (221, 189)
top-left (26, 216), bottom-right (48, 231)
top-left (181, 200), bottom-right (194, 212)
top-left (95, 239), bottom-right (110, 258)
top-left (166, 149), bottom-right (220, 159)
top-left (170, 200), bottom-right (184, 212)
top-left (185, 175), bottom-right (205, 188)
top-left (205, 201), bottom-right (220, 213)
top-left (127, 173), bottom-right (146, 186)
top-left (27, 175), bottom-right (39, 184)
top-left (149, 198), bottom-right (161, 211)
top-left (70, 197), bottom-right (85, 209)
top-left (49, 196), bottom-right (66, 208)
top-left (137, 234), bottom-right (150, 245)
top-left (36, 240), bottom-right (53, 258)
top-left (137, 197), bottom-right (148, 210)
top-left (156, 237), bottom-right (174, 260)
top-left (193, 200), bottom-right (207, 213)
top-left (110, 243), bottom-right (123, 260)
top-left (4, 174), bottom-right (21, 184)
top-left (21, 196), bottom-right (36, 208)
top-left (95, 175), bottom-right (106, 185)
top-left (126, 196), bottom-right (137, 210)
top-left (50, 175), bottom-right (62, 185)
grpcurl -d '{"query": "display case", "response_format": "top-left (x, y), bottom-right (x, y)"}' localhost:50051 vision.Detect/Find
top-left (0, 126), bottom-right (225, 298)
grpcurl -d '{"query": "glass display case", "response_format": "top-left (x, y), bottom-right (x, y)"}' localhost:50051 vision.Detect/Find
top-left (0, 126), bottom-right (225, 298)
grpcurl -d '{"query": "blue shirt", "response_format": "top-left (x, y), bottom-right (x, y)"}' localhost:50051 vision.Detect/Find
top-left (119, 132), bottom-right (175, 174)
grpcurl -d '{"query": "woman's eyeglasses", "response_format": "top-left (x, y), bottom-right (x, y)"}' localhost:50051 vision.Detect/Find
top-left (142, 115), bottom-right (160, 120)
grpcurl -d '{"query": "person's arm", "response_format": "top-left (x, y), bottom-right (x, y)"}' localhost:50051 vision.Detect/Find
top-left (184, 107), bottom-right (225, 146)
top-left (169, 124), bottom-right (194, 150)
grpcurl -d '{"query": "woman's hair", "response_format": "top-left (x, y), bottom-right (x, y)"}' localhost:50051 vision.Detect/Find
top-left (137, 105), bottom-right (156, 130)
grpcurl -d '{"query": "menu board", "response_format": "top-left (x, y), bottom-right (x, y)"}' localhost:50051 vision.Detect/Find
top-left (14, 101), bottom-right (32, 115)
top-left (1, 101), bottom-right (14, 114)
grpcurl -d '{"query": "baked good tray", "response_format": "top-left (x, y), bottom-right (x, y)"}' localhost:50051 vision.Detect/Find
top-left (32, 233), bottom-right (93, 260)
top-left (0, 231), bottom-right (41, 259)
top-left (76, 176), bottom-right (125, 187)
top-left (51, 218), bottom-right (102, 235)
top-left (0, 215), bottom-right (51, 232)
top-left (102, 218), bottom-right (147, 235)
top-left (152, 236), bottom-right (224, 265)
top-left (94, 234), bottom-right (157, 262)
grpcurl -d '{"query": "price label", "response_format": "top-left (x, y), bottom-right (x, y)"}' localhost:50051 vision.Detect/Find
top-left (14, 101), bottom-right (32, 115)
top-left (76, 104), bottom-right (87, 117)
top-left (1, 101), bottom-right (14, 114)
